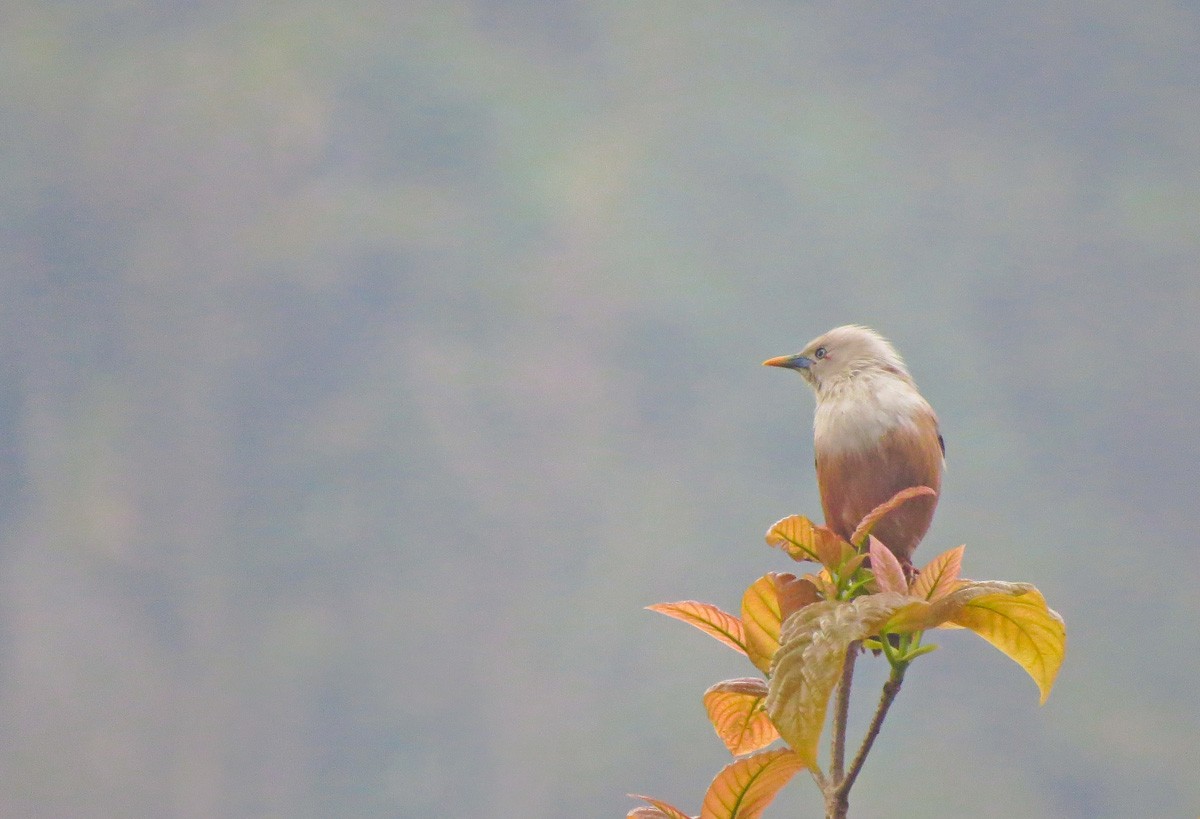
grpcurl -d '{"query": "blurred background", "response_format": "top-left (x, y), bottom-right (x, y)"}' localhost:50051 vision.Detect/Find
top-left (2, 2), bottom-right (1198, 817)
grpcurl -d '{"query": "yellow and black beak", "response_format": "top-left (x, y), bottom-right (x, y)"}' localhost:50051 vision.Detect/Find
top-left (762, 353), bottom-right (814, 370)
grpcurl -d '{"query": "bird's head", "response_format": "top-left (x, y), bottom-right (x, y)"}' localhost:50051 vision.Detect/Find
top-left (763, 325), bottom-right (910, 392)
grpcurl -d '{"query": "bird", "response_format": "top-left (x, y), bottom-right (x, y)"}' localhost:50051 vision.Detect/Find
top-left (763, 325), bottom-right (944, 568)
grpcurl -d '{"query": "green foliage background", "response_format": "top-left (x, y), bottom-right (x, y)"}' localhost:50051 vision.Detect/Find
top-left (1, 2), bottom-right (1197, 816)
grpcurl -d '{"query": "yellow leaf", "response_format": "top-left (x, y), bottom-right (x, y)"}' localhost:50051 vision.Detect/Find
top-left (952, 588), bottom-right (1066, 704)
top-left (740, 574), bottom-right (817, 673)
top-left (911, 545), bottom-right (965, 601)
top-left (628, 795), bottom-right (696, 819)
top-left (699, 749), bottom-right (805, 819)
top-left (849, 485), bottom-right (938, 547)
top-left (765, 515), bottom-right (850, 568)
top-left (647, 602), bottom-right (747, 656)
top-left (880, 580), bottom-right (1067, 702)
top-left (868, 535), bottom-right (908, 594)
top-left (741, 576), bottom-right (784, 673)
top-left (703, 678), bottom-right (780, 756)
top-left (766, 595), bottom-right (909, 765)
top-left (885, 580), bottom-right (1031, 634)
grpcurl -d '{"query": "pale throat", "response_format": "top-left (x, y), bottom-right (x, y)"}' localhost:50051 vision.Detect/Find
top-left (811, 372), bottom-right (930, 454)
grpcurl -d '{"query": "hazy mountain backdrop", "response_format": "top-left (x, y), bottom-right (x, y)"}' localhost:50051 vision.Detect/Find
top-left (2, 2), bottom-right (1198, 816)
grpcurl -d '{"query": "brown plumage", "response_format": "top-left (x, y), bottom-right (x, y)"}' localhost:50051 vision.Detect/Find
top-left (764, 325), bottom-right (944, 566)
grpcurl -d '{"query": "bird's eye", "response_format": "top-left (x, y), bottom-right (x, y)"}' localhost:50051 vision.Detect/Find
top-left (814, 346), bottom-right (827, 360)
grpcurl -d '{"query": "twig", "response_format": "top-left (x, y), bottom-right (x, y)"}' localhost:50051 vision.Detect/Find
top-left (840, 663), bottom-right (907, 796)
top-left (829, 642), bottom-right (858, 780)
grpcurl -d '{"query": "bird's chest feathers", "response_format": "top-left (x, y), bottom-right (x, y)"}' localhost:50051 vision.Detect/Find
top-left (813, 377), bottom-right (931, 455)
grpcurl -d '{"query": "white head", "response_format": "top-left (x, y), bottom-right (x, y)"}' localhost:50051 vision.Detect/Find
top-left (763, 325), bottom-right (912, 395)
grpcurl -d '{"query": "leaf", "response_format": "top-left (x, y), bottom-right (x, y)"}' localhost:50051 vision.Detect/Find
top-left (647, 602), bottom-right (747, 656)
top-left (628, 795), bottom-right (695, 819)
top-left (699, 749), bottom-right (806, 819)
top-left (766, 595), bottom-right (910, 765)
top-left (881, 581), bottom-right (1067, 703)
top-left (911, 545), bottom-right (965, 601)
top-left (868, 535), bottom-right (908, 594)
top-left (884, 580), bottom-right (1026, 634)
top-left (776, 574), bottom-right (819, 619)
top-left (848, 485), bottom-right (938, 546)
top-left (703, 678), bottom-right (780, 756)
top-left (740, 574), bottom-right (816, 673)
top-left (840, 553), bottom-right (869, 577)
top-left (802, 569), bottom-right (839, 600)
top-left (952, 587), bottom-right (1066, 704)
top-left (765, 515), bottom-right (850, 568)
top-left (740, 576), bottom-right (783, 673)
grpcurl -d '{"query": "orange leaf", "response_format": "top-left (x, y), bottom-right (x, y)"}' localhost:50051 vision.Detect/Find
top-left (647, 602), bottom-right (747, 656)
top-left (703, 678), bottom-right (780, 756)
top-left (911, 545), bottom-right (965, 601)
top-left (849, 485), bottom-right (938, 546)
top-left (885, 579), bottom-right (1024, 634)
top-left (741, 574), bottom-right (816, 673)
top-left (868, 535), bottom-right (908, 594)
top-left (740, 576), bottom-right (782, 673)
top-left (628, 795), bottom-right (696, 819)
top-left (802, 569), bottom-right (839, 600)
top-left (699, 749), bottom-right (805, 819)
top-left (777, 574), bottom-right (819, 621)
top-left (765, 515), bottom-right (851, 568)
top-left (884, 598), bottom-right (959, 634)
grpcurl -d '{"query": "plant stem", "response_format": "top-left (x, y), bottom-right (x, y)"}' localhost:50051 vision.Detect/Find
top-left (829, 642), bottom-right (858, 780)
top-left (824, 787), bottom-right (849, 819)
top-left (809, 765), bottom-right (828, 792)
top-left (840, 662), bottom-right (907, 797)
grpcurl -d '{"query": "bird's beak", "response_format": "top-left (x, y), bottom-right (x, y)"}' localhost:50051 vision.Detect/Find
top-left (762, 353), bottom-right (814, 370)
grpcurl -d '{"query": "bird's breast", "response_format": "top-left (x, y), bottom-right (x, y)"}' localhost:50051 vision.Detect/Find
top-left (813, 377), bottom-right (934, 456)
top-left (812, 382), bottom-right (943, 561)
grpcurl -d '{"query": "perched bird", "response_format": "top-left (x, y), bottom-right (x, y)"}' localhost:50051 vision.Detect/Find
top-left (763, 325), bottom-right (943, 567)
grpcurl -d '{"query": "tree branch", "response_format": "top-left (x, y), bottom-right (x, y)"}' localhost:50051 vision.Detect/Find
top-left (841, 662), bottom-right (907, 796)
top-left (829, 642), bottom-right (858, 781)
top-left (809, 764), bottom-right (828, 792)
